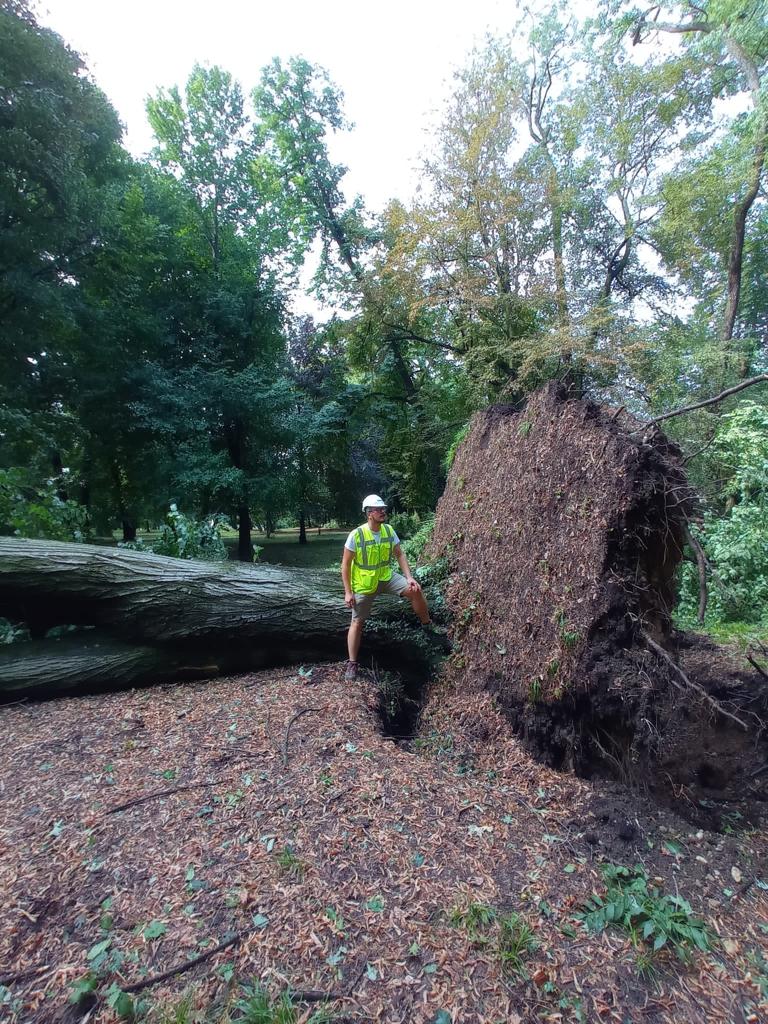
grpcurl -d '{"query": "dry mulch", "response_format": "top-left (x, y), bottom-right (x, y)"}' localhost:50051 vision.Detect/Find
top-left (1, 666), bottom-right (767, 1024)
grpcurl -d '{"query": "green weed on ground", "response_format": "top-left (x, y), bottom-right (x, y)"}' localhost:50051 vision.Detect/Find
top-left (575, 863), bottom-right (710, 963)
top-left (448, 901), bottom-right (537, 977)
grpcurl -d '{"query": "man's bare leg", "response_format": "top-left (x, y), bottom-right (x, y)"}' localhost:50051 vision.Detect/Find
top-left (347, 618), bottom-right (364, 662)
top-left (406, 589), bottom-right (431, 625)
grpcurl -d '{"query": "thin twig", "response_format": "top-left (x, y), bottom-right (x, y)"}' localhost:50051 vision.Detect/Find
top-left (281, 706), bottom-right (326, 766)
top-left (107, 779), bottom-right (228, 815)
top-left (122, 932), bottom-right (244, 994)
top-left (642, 634), bottom-right (748, 730)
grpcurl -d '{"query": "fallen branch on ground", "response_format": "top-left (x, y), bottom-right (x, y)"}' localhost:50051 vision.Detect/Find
top-left (107, 779), bottom-right (229, 814)
top-left (642, 634), bottom-right (748, 730)
top-left (122, 932), bottom-right (244, 994)
top-left (290, 958), bottom-right (368, 1003)
top-left (0, 964), bottom-right (50, 986)
top-left (282, 706), bottom-right (327, 766)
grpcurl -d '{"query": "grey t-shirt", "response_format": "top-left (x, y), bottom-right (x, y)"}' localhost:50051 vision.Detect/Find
top-left (345, 525), bottom-right (400, 553)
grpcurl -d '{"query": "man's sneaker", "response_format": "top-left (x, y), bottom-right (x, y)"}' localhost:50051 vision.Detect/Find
top-left (344, 661), bottom-right (358, 682)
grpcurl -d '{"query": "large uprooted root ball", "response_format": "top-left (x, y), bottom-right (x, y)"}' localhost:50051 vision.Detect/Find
top-left (425, 384), bottom-right (767, 815)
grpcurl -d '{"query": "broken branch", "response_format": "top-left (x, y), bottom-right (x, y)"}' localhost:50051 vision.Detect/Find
top-left (122, 932), bottom-right (244, 994)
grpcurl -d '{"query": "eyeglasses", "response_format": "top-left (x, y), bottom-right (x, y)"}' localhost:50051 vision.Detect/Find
top-left (369, 507), bottom-right (388, 513)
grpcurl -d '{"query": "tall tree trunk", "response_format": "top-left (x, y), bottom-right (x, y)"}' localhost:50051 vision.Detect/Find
top-left (122, 520), bottom-right (136, 542)
top-left (723, 123), bottom-right (766, 353)
top-left (238, 504), bottom-right (253, 562)
top-left (298, 509), bottom-right (307, 545)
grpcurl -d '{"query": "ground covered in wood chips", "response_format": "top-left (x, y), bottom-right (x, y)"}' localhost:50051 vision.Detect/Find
top-left (1, 666), bottom-right (767, 1024)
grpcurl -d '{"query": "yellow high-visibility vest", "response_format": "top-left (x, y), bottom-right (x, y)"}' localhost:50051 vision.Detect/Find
top-left (350, 523), bottom-right (395, 594)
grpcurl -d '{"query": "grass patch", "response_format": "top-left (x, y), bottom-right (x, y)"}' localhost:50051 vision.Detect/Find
top-left (497, 912), bottom-right (538, 977)
top-left (228, 531), bottom-right (347, 569)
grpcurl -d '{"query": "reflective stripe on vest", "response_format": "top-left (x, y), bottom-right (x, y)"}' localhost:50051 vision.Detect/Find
top-left (350, 523), bottom-right (395, 594)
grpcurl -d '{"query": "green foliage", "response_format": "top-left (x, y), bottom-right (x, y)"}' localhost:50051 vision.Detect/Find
top-left (0, 3), bottom-right (124, 471)
top-left (122, 505), bottom-right (235, 562)
top-left (443, 423), bottom-right (470, 471)
top-left (0, 469), bottom-right (90, 542)
top-left (449, 901), bottom-right (537, 976)
top-left (0, 618), bottom-right (30, 644)
top-left (396, 514), bottom-right (434, 561)
top-left (576, 863), bottom-right (710, 960)
top-left (678, 403), bottom-right (768, 626)
top-left (234, 983), bottom-right (297, 1024)
top-left (234, 982), bottom-right (332, 1024)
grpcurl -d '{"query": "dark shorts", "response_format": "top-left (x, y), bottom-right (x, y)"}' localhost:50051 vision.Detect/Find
top-left (351, 572), bottom-right (410, 622)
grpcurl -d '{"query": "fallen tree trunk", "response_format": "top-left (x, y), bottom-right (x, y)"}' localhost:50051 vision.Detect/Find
top-left (0, 539), bottom-right (438, 699)
top-left (0, 634), bottom-right (189, 697)
top-left (0, 538), bottom-right (346, 642)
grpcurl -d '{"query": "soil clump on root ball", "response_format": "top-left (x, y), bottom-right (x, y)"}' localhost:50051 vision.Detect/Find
top-left (424, 383), bottom-right (767, 823)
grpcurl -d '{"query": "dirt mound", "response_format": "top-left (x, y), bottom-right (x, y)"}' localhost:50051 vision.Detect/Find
top-left (425, 383), bottom-right (767, 817)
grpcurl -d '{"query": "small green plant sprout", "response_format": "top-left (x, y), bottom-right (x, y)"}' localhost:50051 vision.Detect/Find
top-left (276, 845), bottom-right (305, 880)
top-left (528, 677), bottom-right (543, 703)
top-left (518, 420), bottom-right (532, 437)
top-left (575, 863), bottom-right (711, 961)
top-left (324, 906), bottom-right (346, 936)
top-left (560, 628), bottom-right (581, 650)
top-left (449, 900), bottom-right (497, 941)
top-left (497, 912), bottom-right (537, 976)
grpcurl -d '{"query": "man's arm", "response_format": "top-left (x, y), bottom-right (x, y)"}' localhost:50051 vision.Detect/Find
top-left (341, 547), bottom-right (355, 607)
top-left (394, 544), bottom-right (421, 592)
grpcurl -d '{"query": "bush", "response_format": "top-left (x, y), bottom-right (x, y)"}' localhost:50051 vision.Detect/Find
top-left (397, 513), bottom-right (435, 563)
top-left (0, 468), bottom-right (90, 542)
top-left (122, 505), bottom-right (240, 562)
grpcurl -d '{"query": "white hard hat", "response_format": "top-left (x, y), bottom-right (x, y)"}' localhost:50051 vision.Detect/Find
top-left (362, 494), bottom-right (387, 511)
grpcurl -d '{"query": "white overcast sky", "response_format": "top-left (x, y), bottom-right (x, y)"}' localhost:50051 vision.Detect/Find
top-left (38, 0), bottom-right (525, 211)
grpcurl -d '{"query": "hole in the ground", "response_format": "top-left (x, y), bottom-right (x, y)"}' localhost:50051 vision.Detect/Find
top-left (369, 664), bottom-right (427, 741)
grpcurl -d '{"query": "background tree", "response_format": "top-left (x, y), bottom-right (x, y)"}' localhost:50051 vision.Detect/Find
top-left (0, 0), bottom-right (123, 483)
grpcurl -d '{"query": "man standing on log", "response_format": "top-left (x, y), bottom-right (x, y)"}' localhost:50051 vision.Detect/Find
top-left (341, 494), bottom-right (431, 681)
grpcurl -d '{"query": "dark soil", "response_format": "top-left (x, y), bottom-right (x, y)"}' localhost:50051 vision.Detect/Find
top-left (425, 383), bottom-right (768, 825)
